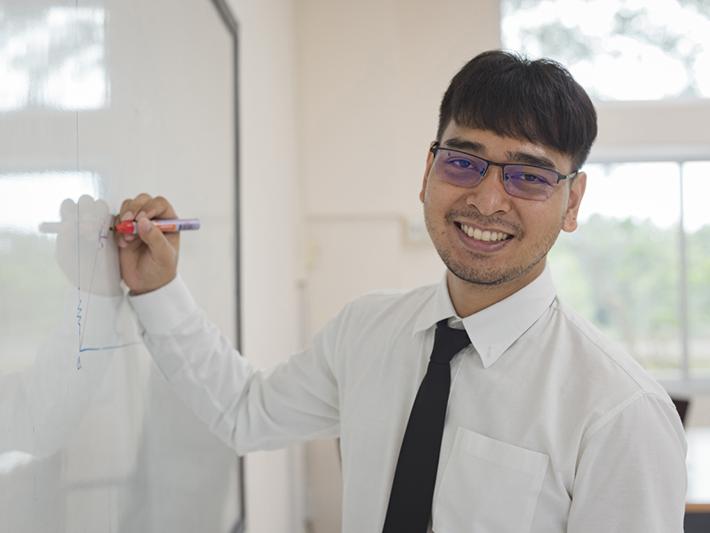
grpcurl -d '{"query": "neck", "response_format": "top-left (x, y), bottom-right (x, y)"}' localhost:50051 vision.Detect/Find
top-left (446, 262), bottom-right (546, 317)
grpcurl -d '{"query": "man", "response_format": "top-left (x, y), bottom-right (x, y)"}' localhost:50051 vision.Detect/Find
top-left (118, 50), bottom-right (687, 532)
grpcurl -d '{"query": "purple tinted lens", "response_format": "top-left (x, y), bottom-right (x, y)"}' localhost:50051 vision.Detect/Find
top-left (436, 150), bottom-right (487, 187)
top-left (503, 166), bottom-right (556, 200)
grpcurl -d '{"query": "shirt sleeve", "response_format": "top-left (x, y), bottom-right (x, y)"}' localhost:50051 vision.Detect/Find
top-left (567, 391), bottom-right (687, 533)
top-left (128, 275), bottom-right (341, 455)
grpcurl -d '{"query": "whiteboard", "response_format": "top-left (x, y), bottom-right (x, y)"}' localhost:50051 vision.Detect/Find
top-left (0, 1), bottom-right (243, 531)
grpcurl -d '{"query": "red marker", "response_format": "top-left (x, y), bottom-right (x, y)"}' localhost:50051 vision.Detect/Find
top-left (112, 218), bottom-right (201, 235)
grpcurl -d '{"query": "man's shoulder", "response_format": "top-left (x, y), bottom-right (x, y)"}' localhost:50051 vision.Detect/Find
top-left (355, 282), bottom-right (438, 306)
top-left (552, 299), bottom-right (670, 400)
top-left (329, 282), bottom-right (438, 334)
top-left (345, 282), bottom-right (438, 317)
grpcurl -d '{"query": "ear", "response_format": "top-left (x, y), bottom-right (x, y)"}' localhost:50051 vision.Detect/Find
top-left (562, 171), bottom-right (586, 232)
top-left (419, 149), bottom-right (435, 204)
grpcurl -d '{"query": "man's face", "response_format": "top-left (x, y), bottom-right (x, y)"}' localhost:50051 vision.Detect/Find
top-left (420, 122), bottom-right (586, 291)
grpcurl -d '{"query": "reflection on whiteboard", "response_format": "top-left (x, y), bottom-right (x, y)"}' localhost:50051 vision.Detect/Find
top-left (49, 195), bottom-right (141, 367)
top-left (0, 7), bottom-right (107, 111)
top-left (0, 193), bottom-right (139, 460)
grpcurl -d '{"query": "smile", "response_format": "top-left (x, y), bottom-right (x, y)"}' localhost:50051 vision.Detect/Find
top-left (456, 222), bottom-right (513, 242)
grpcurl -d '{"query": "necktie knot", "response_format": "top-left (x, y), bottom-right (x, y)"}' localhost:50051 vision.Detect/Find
top-left (430, 318), bottom-right (471, 365)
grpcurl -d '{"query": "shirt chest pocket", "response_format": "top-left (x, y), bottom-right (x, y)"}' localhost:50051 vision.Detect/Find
top-left (433, 427), bottom-right (549, 533)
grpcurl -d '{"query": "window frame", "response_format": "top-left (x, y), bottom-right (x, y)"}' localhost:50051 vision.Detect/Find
top-left (580, 153), bottom-right (710, 393)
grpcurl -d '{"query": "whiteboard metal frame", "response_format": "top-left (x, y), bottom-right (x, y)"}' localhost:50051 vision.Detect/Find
top-left (209, 0), bottom-right (245, 532)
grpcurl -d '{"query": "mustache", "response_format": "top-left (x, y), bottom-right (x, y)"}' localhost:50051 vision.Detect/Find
top-left (445, 210), bottom-right (522, 235)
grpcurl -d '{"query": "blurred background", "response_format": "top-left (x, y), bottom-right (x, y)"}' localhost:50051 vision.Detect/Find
top-left (293, 1), bottom-right (710, 529)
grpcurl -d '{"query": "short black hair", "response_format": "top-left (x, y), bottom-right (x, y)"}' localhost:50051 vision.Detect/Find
top-left (437, 50), bottom-right (597, 170)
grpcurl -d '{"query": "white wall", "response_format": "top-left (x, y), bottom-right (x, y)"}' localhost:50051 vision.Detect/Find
top-left (296, 0), bottom-right (501, 341)
top-left (226, 1), bottom-right (306, 532)
top-left (593, 100), bottom-right (710, 162)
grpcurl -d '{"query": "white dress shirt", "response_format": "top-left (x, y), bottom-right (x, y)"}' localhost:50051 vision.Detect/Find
top-left (129, 266), bottom-right (687, 533)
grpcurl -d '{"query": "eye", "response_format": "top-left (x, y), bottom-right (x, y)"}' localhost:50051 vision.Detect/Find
top-left (521, 173), bottom-right (548, 183)
top-left (443, 154), bottom-right (487, 175)
top-left (508, 171), bottom-right (552, 186)
top-left (447, 158), bottom-right (474, 169)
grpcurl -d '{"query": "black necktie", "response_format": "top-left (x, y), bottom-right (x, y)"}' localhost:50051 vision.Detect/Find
top-left (382, 318), bottom-right (471, 533)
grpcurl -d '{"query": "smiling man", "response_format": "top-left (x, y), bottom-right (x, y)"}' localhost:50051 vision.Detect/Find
top-left (422, 125), bottom-right (585, 316)
top-left (119, 50), bottom-right (687, 533)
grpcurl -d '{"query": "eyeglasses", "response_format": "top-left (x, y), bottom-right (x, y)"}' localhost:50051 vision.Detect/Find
top-left (429, 141), bottom-right (579, 201)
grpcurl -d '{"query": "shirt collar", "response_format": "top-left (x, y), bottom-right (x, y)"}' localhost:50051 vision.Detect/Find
top-left (412, 265), bottom-right (557, 368)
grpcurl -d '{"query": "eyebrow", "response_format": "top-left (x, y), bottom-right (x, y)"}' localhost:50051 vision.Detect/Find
top-left (443, 136), bottom-right (558, 170)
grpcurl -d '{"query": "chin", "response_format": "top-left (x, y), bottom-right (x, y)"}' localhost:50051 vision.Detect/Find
top-left (448, 265), bottom-right (511, 286)
top-left (446, 253), bottom-right (546, 288)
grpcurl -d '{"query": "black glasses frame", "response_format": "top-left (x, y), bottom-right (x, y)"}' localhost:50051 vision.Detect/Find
top-left (430, 141), bottom-right (579, 184)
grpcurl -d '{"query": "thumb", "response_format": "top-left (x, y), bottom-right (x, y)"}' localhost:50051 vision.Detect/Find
top-left (137, 218), bottom-right (174, 265)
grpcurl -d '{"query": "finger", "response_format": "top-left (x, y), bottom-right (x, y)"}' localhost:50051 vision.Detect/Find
top-left (135, 195), bottom-right (178, 221)
top-left (117, 200), bottom-right (132, 236)
top-left (136, 217), bottom-right (175, 266)
top-left (120, 214), bottom-right (137, 242)
top-left (120, 193), bottom-right (154, 221)
top-left (118, 193), bottom-right (155, 243)
top-left (117, 232), bottom-right (144, 250)
top-left (119, 198), bottom-right (132, 220)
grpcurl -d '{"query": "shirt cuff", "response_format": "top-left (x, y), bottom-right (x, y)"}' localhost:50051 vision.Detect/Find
top-left (128, 275), bottom-right (199, 335)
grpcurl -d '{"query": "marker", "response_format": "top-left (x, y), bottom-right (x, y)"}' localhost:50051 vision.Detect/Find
top-left (37, 218), bottom-right (201, 234)
top-left (111, 218), bottom-right (201, 235)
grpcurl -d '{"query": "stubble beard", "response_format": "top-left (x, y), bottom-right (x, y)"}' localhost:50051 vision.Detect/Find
top-left (425, 211), bottom-right (562, 288)
top-left (441, 246), bottom-right (547, 287)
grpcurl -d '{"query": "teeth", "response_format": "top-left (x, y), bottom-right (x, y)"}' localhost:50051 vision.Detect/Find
top-left (460, 223), bottom-right (509, 242)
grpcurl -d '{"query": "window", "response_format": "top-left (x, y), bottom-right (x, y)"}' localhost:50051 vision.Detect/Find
top-left (684, 162), bottom-right (710, 377)
top-left (502, 0), bottom-right (710, 101)
top-left (550, 162), bottom-right (710, 380)
top-left (502, 0), bottom-right (710, 386)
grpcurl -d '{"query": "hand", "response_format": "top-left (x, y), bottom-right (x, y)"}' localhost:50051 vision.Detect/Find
top-left (55, 195), bottom-right (122, 296)
top-left (117, 193), bottom-right (179, 295)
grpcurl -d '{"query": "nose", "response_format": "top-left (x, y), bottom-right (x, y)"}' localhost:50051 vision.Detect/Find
top-left (465, 164), bottom-right (512, 215)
